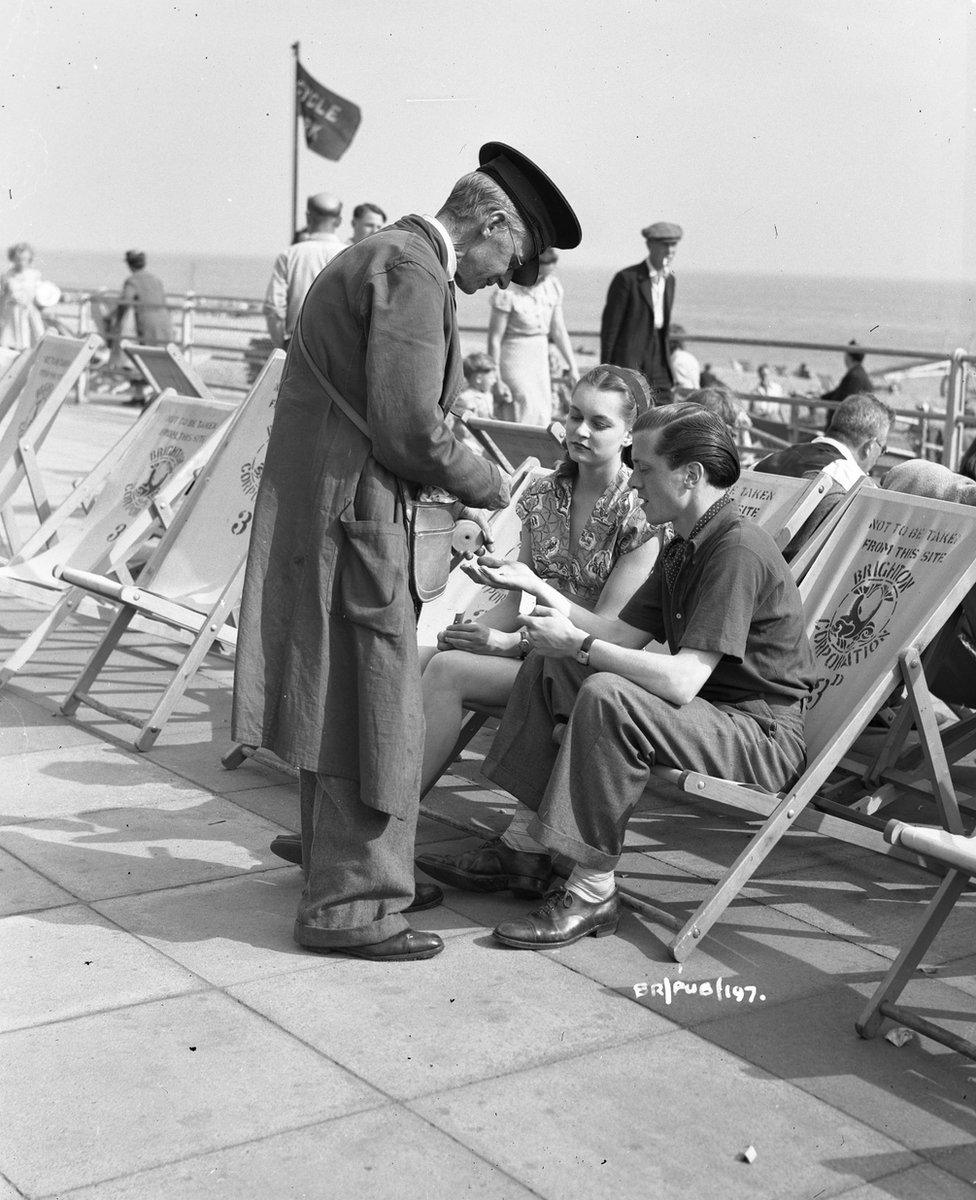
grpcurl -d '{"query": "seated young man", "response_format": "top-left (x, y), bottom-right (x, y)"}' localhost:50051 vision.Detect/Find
top-left (419, 405), bottom-right (816, 948)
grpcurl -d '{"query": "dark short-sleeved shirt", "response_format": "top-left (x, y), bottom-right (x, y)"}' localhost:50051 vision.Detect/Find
top-left (619, 503), bottom-right (816, 707)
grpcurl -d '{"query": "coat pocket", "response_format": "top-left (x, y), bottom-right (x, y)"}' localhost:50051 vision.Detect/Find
top-left (338, 514), bottom-right (407, 636)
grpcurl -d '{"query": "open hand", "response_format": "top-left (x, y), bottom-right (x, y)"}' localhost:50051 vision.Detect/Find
top-left (436, 622), bottom-right (518, 656)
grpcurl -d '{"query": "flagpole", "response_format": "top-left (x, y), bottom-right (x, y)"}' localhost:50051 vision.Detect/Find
top-left (291, 40), bottom-right (300, 241)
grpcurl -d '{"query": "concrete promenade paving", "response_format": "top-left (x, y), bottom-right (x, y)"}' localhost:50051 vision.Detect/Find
top-left (0, 399), bottom-right (974, 1199)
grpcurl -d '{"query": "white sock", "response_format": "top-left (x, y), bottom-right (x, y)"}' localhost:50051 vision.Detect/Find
top-left (500, 803), bottom-right (548, 854)
top-left (565, 865), bottom-right (616, 903)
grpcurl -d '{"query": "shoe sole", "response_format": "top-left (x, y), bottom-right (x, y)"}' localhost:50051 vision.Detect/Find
top-left (416, 860), bottom-right (548, 899)
top-left (493, 918), bottom-right (619, 950)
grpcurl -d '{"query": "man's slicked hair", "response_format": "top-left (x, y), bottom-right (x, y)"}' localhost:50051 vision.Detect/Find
top-left (439, 172), bottom-right (528, 246)
top-left (827, 393), bottom-right (895, 446)
top-left (633, 404), bottom-right (740, 488)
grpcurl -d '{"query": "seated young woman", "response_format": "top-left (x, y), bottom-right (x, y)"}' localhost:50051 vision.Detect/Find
top-left (419, 364), bottom-right (660, 795)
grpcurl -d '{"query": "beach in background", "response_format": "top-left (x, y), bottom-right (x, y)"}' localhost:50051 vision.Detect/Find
top-left (44, 247), bottom-right (976, 380)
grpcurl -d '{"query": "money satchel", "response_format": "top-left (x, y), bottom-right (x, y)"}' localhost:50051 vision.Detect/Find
top-left (295, 322), bottom-right (456, 603)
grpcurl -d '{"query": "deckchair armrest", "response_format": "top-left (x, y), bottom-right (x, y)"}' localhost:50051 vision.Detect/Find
top-left (55, 565), bottom-right (125, 600)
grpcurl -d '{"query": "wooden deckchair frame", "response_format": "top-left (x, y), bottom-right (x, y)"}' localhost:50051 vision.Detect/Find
top-left (0, 391), bottom-right (237, 688)
top-left (0, 334), bottom-right (102, 554)
top-left (122, 341), bottom-right (211, 400)
top-left (464, 415), bottom-right (566, 472)
top-left (50, 350), bottom-right (285, 751)
top-left (856, 821), bottom-right (976, 1061)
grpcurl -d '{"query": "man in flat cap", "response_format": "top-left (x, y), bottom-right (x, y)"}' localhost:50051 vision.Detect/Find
top-left (263, 192), bottom-right (348, 349)
top-left (234, 142), bottom-right (581, 962)
top-left (601, 222), bottom-right (683, 402)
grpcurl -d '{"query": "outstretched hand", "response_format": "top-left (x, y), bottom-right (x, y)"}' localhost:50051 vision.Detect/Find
top-left (460, 553), bottom-right (537, 594)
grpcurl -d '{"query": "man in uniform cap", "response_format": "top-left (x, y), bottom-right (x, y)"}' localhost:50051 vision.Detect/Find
top-left (234, 142), bottom-right (580, 962)
top-left (601, 221), bottom-right (683, 402)
top-left (263, 192), bottom-right (347, 349)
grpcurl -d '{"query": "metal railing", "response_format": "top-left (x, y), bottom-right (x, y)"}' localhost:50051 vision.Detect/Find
top-left (54, 289), bottom-right (975, 470)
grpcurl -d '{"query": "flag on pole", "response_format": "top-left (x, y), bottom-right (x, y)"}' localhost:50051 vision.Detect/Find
top-left (295, 60), bottom-right (361, 161)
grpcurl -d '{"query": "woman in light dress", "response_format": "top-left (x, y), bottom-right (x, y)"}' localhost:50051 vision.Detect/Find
top-left (487, 248), bottom-right (578, 425)
top-left (0, 243), bottom-right (46, 351)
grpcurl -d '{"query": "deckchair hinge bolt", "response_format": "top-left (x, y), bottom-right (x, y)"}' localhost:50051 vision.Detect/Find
top-left (697, 780), bottom-right (705, 790)
top-left (692, 926), bottom-right (701, 938)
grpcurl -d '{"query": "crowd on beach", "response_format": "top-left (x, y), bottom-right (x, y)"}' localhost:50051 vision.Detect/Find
top-left (4, 143), bottom-right (975, 985)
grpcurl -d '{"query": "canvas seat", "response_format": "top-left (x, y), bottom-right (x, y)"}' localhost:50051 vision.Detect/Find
top-left (43, 350), bottom-right (285, 751)
top-left (463, 415), bottom-right (567, 472)
top-left (122, 341), bottom-right (211, 400)
top-left (0, 333), bottom-right (102, 555)
top-left (0, 389), bottom-right (238, 687)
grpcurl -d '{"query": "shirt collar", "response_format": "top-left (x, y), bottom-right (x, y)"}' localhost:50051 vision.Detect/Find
top-left (645, 257), bottom-right (671, 282)
top-left (422, 214), bottom-right (458, 279)
top-left (813, 435), bottom-right (859, 467)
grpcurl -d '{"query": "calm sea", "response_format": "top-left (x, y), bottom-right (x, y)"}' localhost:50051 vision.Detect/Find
top-left (46, 248), bottom-right (975, 376)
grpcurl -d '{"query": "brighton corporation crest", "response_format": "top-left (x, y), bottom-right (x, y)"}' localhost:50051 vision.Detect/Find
top-left (122, 444), bottom-right (185, 515)
top-left (239, 427), bottom-right (270, 497)
top-left (812, 560), bottom-right (915, 671)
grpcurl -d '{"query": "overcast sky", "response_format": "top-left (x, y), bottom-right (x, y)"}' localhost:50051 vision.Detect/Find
top-left (3, 0), bottom-right (973, 279)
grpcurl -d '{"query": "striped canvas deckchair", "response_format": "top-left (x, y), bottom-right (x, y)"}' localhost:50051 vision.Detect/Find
top-left (0, 333), bottom-right (102, 554)
top-left (0, 390), bottom-right (237, 687)
top-left (49, 350), bottom-right (285, 750)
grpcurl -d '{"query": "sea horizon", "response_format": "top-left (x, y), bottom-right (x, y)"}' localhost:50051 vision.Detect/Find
top-left (40, 246), bottom-right (976, 378)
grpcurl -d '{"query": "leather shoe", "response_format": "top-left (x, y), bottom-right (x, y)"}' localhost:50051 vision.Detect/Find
top-left (416, 838), bottom-right (551, 898)
top-left (295, 923), bottom-right (444, 961)
top-left (493, 887), bottom-right (619, 949)
top-left (269, 834), bottom-right (444, 914)
top-left (270, 833), bottom-right (302, 866)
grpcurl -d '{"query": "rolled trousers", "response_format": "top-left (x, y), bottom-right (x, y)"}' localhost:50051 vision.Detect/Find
top-left (296, 771), bottom-right (417, 947)
top-left (484, 654), bottom-right (806, 872)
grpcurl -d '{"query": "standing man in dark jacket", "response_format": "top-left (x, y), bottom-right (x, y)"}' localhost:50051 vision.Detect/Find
top-left (820, 340), bottom-right (873, 426)
top-left (600, 221), bottom-right (682, 402)
top-left (233, 142), bottom-right (581, 962)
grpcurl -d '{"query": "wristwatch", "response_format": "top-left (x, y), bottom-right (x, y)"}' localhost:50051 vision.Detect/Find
top-left (575, 634), bottom-right (595, 665)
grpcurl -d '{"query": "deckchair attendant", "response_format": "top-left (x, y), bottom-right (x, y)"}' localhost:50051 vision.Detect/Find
top-left (423, 405), bottom-right (816, 949)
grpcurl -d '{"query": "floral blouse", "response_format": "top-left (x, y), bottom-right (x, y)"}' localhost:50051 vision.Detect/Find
top-left (516, 466), bottom-right (655, 607)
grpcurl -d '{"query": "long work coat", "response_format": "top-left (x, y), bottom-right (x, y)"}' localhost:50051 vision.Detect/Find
top-left (232, 216), bottom-right (507, 818)
top-left (600, 262), bottom-right (676, 389)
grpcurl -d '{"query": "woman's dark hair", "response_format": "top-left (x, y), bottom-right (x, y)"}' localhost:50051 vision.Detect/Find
top-left (632, 403), bottom-right (740, 487)
top-left (125, 250), bottom-right (146, 271)
top-left (555, 364), bottom-right (651, 477)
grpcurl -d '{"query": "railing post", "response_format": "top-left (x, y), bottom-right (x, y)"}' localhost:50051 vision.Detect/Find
top-left (914, 403), bottom-right (930, 461)
top-left (942, 348), bottom-right (967, 470)
top-left (180, 292), bottom-right (196, 361)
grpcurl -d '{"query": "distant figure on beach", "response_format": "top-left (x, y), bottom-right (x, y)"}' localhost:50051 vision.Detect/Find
top-left (821, 340), bottom-right (873, 423)
top-left (112, 251), bottom-right (173, 403)
top-left (668, 324), bottom-right (700, 389)
top-left (449, 351), bottom-right (496, 452)
top-left (264, 192), bottom-right (347, 350)
top-left (750, 362), bottom-right (790, 425)
top-left (349, 202), bottom-right (386, 243)
top-left (0, 242), bottom-right (47, 350)
top-left (487, 246), bottom-right (577, 425)
top-left (600, 220), bottom-right (682, 403)
top-left (699, 363), bottom-right (723, 388)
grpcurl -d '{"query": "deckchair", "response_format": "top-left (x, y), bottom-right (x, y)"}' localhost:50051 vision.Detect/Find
top-left (122, 341), bottom-right (211, 400)
top-left (464, 415), bottom-right (566, 472)
top-left (856, 819), bottom-right (976, 1061)
top-left (0, 333), bottom-right (102, 554)
top-left (0, 390), bottom-right (237, 686)
top-left (416, 469), bottom-right (837, 806)
top-left (635, 487), bottom-right (976, 960)
top-left (49, 350), bottom-right (285, 751)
